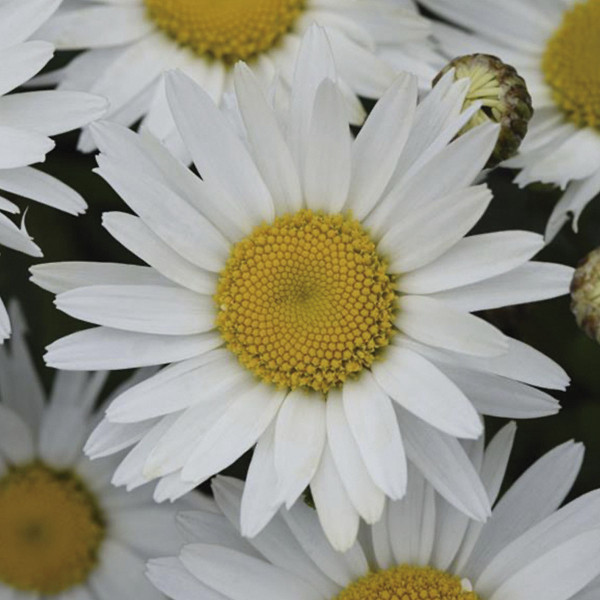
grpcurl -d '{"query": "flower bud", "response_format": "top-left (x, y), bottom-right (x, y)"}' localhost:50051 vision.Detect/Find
top-left (571, 247), bottom-right (600, 342)
top-left (434, 53), bottom-right (533, 168)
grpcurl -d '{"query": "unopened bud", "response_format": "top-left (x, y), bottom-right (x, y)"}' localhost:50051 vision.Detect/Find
top-left (434, 53), bottom-right (533, 168)
top-left (571, 247), bottom-right (600, 342)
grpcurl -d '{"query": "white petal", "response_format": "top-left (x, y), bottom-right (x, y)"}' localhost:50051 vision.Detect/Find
top-left (0, 125), bottom-right (53, 169)
top-left (147, 556), bottom-right (229, 600)
top-left (488, 530), bottom-right (600, 600)
top-left (31, 261), bottom-right (170, 294)
top-left (102, 212), bottom-right (216, 294)
top-left (397, 295), bottom-right (508, 357)
top-left (37, 5), bottom-right (153, 48)
top-left (303, 78), bottom-right (351, 213)
top-left (400, 231), bottom-right (544, 294)
top-left (342, 371), bottom-right (407, 499)
top-left (274, 391), bottom-right (327, 508)
top-left (180, 544), bottom-right (322, 600)
top-left (429, 262), bottom-right (573, 312)
top-left (95, 155), bottom-right (229, 272)
top-left (398, 407), bottom-right (490, 521)
top-left (326, 389), bottom-right (385, 523)
top-left (346, 73), bottom-right (417, 220)
top-left (0, 91), bottom-right (106, 136)
top-left (233, 63), bottom-right (302, 216)
top-left (466, 441), bottom-right (585, 582)
top-left (0, 41), bottom-right (54, 95)
top-left (379, 184), bottom-right (492, 273)
top-left (240, 422), bottom-right (283, 538)
top-left (0, 167), bottom-right (86, 215)
top-left (45, 326), bottom-right (220, 370)
top-left (181, 383), bottom-right (286, 483)
top-left (282, 499), bottom-right (368, 587)
top-left (372, 345), bottom-right (482, 438)
top-left (311, 443), bottom-right (361, 552)
top-left (0, 0), bottom-right (60, 48)
top-left (55, 284), bottom-right (216, 335)
top-left (0, 404), bottom-right (35, 463)
top-left (165, 70), bottom-right (274, 227)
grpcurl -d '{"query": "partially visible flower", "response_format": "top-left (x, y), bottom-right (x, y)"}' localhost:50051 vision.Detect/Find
top-left (147, 424), bottom-right (600, 600)
top-left (434, 53), bottom-right (533, 168)
top-left (420, 0), bottom-right (600, 241)
top-left (571, 247), bottom-right (600, 342)
top-left (0, 0), bottom-right (107, 341)
top-left (34, 28), bottom-right (572, 552)
top-left (34, 0), bottom-right (436, 154)
top-left (0, 302), bottom-right (199, 599)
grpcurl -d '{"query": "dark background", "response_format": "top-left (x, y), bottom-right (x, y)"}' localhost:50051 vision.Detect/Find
top-left (1, 52), bottom-right (599, 502)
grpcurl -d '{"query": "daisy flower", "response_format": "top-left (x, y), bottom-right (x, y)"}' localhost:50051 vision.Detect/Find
top-left (34, 0), bottom-right (437, 153)
top-left (0, 0), bottom-right (107, 341)
top-left (0, 302), bottom-right (199, 599)
top-left (147, 424), bottom-right (600, 600)
top-left (33, 28), bottom-right (572, 551)
top-left (419, 0), bottom-right (600, 240)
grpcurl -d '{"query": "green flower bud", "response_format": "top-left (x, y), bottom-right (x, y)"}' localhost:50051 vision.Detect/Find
top-left (434, 53), bottom-right (533, 168)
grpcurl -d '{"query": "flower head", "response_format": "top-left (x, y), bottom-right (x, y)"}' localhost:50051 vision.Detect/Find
top-left (34, 28), bottom-right (572, 551)
top-left (0, 302), bottom-right (196, 598)
top-left (146, 425), bottom-right (600, 600)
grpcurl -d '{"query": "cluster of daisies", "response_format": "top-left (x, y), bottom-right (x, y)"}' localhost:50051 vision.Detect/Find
top-left (1, 0), bottom-right (600, 598)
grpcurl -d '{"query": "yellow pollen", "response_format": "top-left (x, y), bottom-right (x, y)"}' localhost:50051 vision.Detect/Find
top-left (216, 210), bottom-right (396, 393)
top-left (144, 0), bottom-right (305, 64)
top-left (333, 565), bottom-right (481, 600)
top-left (0, 462), bottom-right (105, 594)
top-left (542, 0), bottom-right (600, 129)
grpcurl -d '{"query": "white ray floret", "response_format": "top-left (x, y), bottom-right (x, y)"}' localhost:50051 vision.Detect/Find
top-left (35, 27), bottom-right (572, 551)
top-left (146, 425), bottom-right (600, 600)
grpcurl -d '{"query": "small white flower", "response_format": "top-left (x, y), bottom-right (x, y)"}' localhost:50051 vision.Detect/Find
top-left (35, 0), bottom-right (437, 153)
top-left (34, 28), bottom-right (572, 551)
top-left (0, 303), bottom-right (199, 598)
top-left (420, 0), bottom-right (600, 240)
top-left (146, 425), bottom-right (600, 600)
top-left (0, 0), bottom-right (107, 341)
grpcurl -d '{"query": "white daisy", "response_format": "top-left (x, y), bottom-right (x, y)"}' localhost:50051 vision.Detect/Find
top-left (146, 424), bottom-right (600, 600)
top-left (0, 302), bottom-right (199, 599)
top-left (34, 0), bottom-right (437, 154)
top-left (33, 28), bottom-right (572, 551)
top-left (419, 0), bottom-right (600, 241)
top-left (0, 0), bottom-right (107, 341)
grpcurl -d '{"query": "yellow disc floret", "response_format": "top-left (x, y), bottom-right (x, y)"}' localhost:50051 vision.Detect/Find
top-left (334, 564), bottom-right (480, 600)
top-left (145, 0), bottom-right (305, 64)
top-left (216, 210), bottom-right (396, 393)
top-left (0, 462), bottom-right (105, 594)
top-left (542, 0), bottom-right (600, 128)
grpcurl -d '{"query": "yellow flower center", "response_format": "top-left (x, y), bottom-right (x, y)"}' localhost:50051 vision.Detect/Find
top-left (0, 462), bottom-right (105, 594)
top-left (144, 0), bottom-right (305, 64)
top-left (542, 0), bottom-right (600, 128)
top-left (216, 210), bottom-right (396, 393)
top-left (334, 565), bottom-right (480, 600)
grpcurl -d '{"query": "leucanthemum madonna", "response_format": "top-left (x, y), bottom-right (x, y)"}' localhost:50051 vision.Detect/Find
top-left (147, 425), bottom-right (600, 600)
top-left (420, 0), bottom-right (600, 240)
top-left (0, 303), bottom-right (198, 599)
top-left (33, 28), bottom-right (572, 552)
top-left (34, 0), bottom-right (438, 154)
top-left (0, 0), bottom-right (107, 342)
